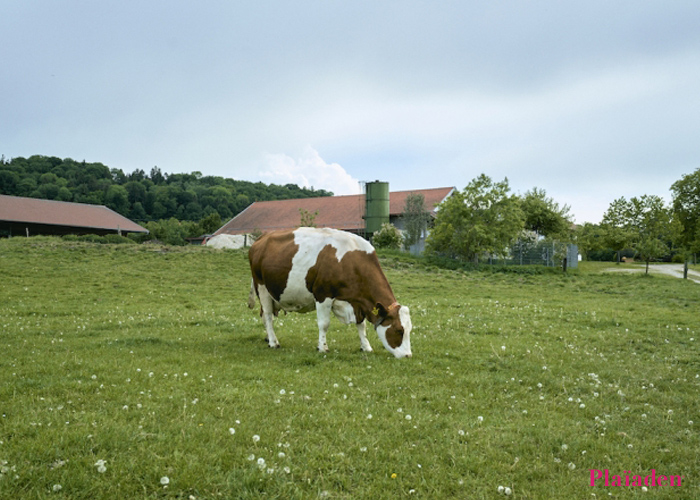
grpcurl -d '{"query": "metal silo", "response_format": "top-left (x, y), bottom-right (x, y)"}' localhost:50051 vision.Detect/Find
top-left (364, 181), bottom-right (390, 236)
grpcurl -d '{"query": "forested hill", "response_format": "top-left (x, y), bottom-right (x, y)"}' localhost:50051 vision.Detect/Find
top-left (0, 155), bottom-right (332, 222)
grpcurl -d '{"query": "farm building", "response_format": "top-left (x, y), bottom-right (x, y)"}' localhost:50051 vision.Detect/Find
top-left (212, 184), bottom-right (454, 252)
top-left (0, 194), bottom-right (149, 238)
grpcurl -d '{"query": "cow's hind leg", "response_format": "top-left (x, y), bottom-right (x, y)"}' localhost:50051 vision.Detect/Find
top-left (357, 320), bottom-right (373, 352)
top-left (315, 299), bottom-right (332, 352)
top-left (257, 285), bottom-right (280, 348)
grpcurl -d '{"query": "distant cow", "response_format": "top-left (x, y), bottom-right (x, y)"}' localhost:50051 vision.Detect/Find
top-left (247, 227), bottom-right (412, 358)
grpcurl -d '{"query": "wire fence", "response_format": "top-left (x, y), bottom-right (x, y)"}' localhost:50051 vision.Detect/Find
top-left (486, 240), bottom-right (579, 268)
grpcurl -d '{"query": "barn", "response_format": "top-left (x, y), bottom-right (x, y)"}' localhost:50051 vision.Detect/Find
top-left (212, 184), bottom-right (454, 252)
top-left (0, 194), bottom-right (149, 238)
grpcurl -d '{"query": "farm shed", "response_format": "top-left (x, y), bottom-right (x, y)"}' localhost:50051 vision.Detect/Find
top-left (0, 194), bottom-right (149, 237)
top-left (213, 187), bottom-right (454, 243)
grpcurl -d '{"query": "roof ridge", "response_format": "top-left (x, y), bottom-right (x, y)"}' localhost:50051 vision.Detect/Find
top-left (0, 193), bottom-right (108, 209)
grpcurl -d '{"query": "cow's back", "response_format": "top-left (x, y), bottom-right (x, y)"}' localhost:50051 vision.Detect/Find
top-left (249, 228), bottom-right (376, 306)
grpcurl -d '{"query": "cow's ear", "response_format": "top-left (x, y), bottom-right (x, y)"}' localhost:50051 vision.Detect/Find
top-left (375, 302), bottom-right (389, 319)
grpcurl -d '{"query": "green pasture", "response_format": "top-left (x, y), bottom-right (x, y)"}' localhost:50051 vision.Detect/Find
top-left (0, 238), bottom-right (698, 499)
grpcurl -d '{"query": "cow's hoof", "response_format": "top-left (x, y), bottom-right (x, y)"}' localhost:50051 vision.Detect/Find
top-left (317, 345), bottom-right (329, 353)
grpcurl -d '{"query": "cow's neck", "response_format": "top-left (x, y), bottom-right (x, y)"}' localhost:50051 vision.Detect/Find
top-left (354, 281), bottom-right (396, 325)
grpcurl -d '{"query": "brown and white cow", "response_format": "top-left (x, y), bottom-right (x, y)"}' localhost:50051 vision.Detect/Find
top-left (247, 227), bottom-right (412, 358)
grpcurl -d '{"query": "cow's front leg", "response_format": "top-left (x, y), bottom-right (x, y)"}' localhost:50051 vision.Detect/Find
top-left (357, 320), bottom-right (373, 352)
top-left (315, 299), bottom-right (332, 352)
top-left (258, 285), bottom-right (280, 348)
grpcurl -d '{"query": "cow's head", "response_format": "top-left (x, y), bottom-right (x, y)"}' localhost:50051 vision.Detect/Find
top-left (374, 302), bottom-right (412, 358)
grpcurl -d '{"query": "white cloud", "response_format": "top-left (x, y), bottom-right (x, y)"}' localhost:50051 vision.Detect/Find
top-left (258, 146), bottom-right (360, 195)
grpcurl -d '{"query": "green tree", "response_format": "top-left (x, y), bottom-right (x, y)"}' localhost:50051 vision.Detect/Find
top-left (401, 193), bottom-right (431, 251)
top-left (601, 197), bottom-right (635, 264)
top-left (0, 169), bottom-right (20, 194)
top-left (199, 212), bottom-right (222, 234)
top-left (104, 185), bottom-right (130, 215)
top-left (602, 195), bottom-right (675, 270)
top-left (520, 187), bottom-right (572, 239)
top-left (626, 195), bottom-right (675, 273)
top-left (671, 168), bottom-right (700, 259)
top-left (427, 174), bottom-right (524, 263)
top-left (124, 181), bottom-right (147, 205)
top-left (130, 202), bottom-right (147, 221)
top-left (574, 223), bottom-right (606, 261)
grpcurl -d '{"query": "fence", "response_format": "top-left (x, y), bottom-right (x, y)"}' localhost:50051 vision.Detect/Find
top-left (488, 240), bottom-right (579, 269)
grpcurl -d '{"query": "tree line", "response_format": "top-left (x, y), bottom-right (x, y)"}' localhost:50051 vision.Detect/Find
top-left (0, 155), bottom-right (332, 224)
top-left (418, 170), bottom-right (700, 268)
top-left (577, 168), bottom-right (700, 268)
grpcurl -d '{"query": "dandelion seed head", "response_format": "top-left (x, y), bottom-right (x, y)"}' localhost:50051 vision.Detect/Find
top-left (252, 434), bottom-right (260, 443)
top-left (160, 476), bottom-right (170, 485)
top-left (229, 428), bottom-right (235, 435)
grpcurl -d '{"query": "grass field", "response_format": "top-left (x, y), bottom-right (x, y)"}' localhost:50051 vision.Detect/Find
top-left (1, 238), bottom-right (698, 499)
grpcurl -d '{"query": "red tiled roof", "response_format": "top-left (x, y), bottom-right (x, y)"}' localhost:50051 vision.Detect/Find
top-left (214, 187), bottom-right (455, 236)
top-left (0, 195), bottom-right (148, 233)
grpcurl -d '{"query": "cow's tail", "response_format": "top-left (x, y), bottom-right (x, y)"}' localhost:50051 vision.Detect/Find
top-left (247, 279), bottom-right (257, 309)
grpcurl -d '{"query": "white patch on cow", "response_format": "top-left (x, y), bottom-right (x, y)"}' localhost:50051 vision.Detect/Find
top-left (295, 227), bottom-right (374, 262)
top-left (278, 228), bottom-right (373, 311)
top-left (315, 298), bottom-right (332, 352)
top-left (375, 306), bottom-right (413, 359)
top-left (331, 300), bottom-right (356, 324)
top-left (256, 284), bottom-right (281, 348)
top-left (356, 321), bottom-right (373, 352)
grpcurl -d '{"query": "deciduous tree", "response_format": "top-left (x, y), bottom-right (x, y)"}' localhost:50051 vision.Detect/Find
top-left (427, 174), bottom-right (523, 263)
top-left (401, 193), bottom-right (431, 251)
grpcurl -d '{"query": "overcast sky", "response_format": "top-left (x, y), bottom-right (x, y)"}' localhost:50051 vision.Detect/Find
top-left (3, 1), bottom-right (700, 223)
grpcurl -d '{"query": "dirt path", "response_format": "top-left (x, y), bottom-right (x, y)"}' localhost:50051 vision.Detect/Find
top-left (604, 263), bottom-right (700, 284)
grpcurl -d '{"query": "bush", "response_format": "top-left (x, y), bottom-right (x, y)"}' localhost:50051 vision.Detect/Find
top-left (371, 223), bottom-right (402, 250)
top-left (104, 234), bottom-right (137, 245)
top-left (61, 233), bottom-right (136, 244)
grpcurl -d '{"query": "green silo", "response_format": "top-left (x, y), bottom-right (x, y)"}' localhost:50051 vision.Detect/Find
top-left (364, 181), bottom-right (390, 236)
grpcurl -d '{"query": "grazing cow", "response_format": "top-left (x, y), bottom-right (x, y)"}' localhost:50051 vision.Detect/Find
top-left (247, 227), bottom-right (412, 358)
